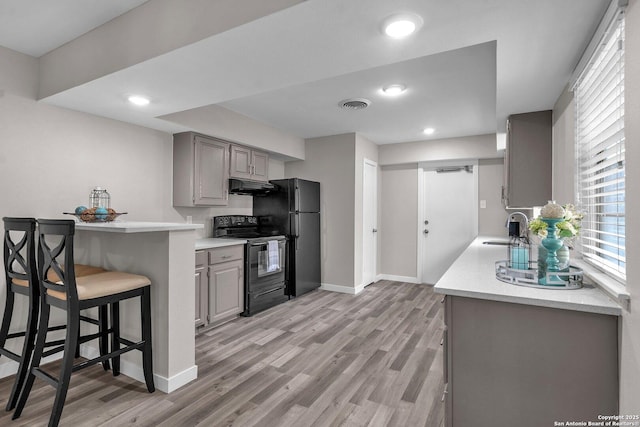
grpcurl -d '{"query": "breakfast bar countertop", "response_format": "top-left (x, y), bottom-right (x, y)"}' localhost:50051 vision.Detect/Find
top-left (434, 236), bottom-right (622, 316)
top-left (74, 221), bottom-right (204, 233)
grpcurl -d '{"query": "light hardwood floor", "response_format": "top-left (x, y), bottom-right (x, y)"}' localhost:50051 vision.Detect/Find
top-left (0, 281), bottom-right (445, 427)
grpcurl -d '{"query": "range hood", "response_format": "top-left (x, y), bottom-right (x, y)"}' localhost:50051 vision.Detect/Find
top-left (228, 178), bottom-right (276, 195)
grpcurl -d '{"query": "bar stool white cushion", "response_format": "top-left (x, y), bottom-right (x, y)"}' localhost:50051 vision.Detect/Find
top-left (47, 271), bottom-right (151, 301)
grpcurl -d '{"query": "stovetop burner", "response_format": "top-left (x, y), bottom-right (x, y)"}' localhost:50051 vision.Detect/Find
top-left (213, 215), bottom-right (283, 240)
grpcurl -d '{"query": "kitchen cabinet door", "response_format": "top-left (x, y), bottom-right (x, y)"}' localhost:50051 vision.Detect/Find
top-left (196, 245), bottom-right (244, 332)
top-left (195, 251), bottom-right (207, 328)
top-left (502, 110), bottom-right (552, 208)
top-left (230, 144), bottom-right (269, 182)
top-left (208, 260), bottom-right (244, 324)
top-left (194, 136), bottom-right (229, 205)
top-left (444, 295), bottom-right (618, 427)
top-left (230, 145), bottom-right (253, 180)
top-left (173, 132), bottom-right (229, 207)
top-left (251, 151), bottom-right (269, 182)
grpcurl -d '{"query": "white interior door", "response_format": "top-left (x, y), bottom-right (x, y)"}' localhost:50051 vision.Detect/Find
top-left (363, 159), bottom-right (377, 286)
top-left (420, 164), bottom-right (478, 284)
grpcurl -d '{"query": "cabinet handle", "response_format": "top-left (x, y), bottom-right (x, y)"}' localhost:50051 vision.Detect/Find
top-left (441, 297), bottom-right (445, 304)
top-left (221, 255), bottom-right (232, 259)
top-left (441, 388), bottom-right (449, 402)
top-left (440, 337), bottom-right (444, 346)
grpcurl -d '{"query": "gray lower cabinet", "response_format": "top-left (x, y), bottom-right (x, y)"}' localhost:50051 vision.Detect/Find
top-left (443, 295), bottom-right (618, 427)
top-left (195, 246), bottom-right (244, 331)
top-left (173, 132), bottom-right (230, 207)
top-left (195, 251), bottom-right (207, 328)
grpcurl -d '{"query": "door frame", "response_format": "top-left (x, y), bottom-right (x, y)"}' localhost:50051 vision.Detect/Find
top-left (362, 158), bottom-right (378, 287)
top-left (417, 160), bottom-right (478, 284)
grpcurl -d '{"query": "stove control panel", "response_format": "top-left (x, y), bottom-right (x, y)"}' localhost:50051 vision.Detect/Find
top-left (213, 215), bottom-right (258, 229)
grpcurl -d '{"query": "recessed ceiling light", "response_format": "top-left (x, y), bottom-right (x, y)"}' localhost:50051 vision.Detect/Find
top-left (382, 84), bottom-right (406, 96)
top-left (423, 127), bottom-right (435, 135)
top-left (128, 95), bottom-right (150, 106)
top-left (382, 13), bottom-right (423, 39)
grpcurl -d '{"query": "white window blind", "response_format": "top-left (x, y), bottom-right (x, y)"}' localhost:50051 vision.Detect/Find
top-left (575, 9), bottom-right (625, 281)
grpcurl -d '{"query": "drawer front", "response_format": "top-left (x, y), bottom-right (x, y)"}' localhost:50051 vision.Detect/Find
top-left (209, 245), bottom-right (243, 264)
top-left (195, 250), bottom-right (207, 268)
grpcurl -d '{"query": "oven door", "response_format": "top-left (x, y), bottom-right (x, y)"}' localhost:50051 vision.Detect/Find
top-left (248, 239), bottom-right (286, 285)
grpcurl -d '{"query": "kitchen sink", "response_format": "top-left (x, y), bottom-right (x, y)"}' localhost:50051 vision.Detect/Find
top-left (482, 240), bottom-right (510, 246)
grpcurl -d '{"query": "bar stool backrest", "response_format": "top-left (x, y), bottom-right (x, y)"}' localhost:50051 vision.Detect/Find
top-left (36, 219), bottom-right (79, 304)
top-left (3, 217), bottom-right (38, 292)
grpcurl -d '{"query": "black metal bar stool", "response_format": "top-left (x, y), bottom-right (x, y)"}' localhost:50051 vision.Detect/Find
top-left (2, 217), bottom-right (111, 412)
top-left (1, 217), bottom-right (41, 411)
top-left (12, 219), bottom-right (155, 427)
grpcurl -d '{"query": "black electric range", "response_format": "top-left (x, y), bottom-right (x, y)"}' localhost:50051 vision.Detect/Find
top-left (213, 215), bottom-right (287, 316)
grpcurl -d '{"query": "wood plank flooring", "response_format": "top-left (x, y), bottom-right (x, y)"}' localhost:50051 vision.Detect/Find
top-left (0, 281), bottom-right (445, 427)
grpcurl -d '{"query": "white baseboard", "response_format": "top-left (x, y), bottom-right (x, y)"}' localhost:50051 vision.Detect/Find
top-left (320, 283), bottom-right (365, 295)
top-left (376, 274), bottom-right (421, 284)
top-left (0, 353), bottom-right (63, 379)
top-left (1, 344), bottom-right (197, 394)
top-left (81, 346), bottom-right (197, 394)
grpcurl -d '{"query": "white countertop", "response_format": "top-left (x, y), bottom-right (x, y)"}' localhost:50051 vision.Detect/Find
top-left (196, 238), bottom-right (247, 250)
top-left (434, 236), bottom-right (621, 316)
top-left (75, 221), bottom-right (204, 233)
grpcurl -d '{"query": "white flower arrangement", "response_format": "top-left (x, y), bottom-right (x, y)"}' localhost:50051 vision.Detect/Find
top-left (529, 203), bottom-right (583, 239)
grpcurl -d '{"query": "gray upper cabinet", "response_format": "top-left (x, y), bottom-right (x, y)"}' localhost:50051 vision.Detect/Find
top-left (502, 110), bottom-right (552, 208)
top-left (230, 144), bottom-right (269, 182)
top-left (173, 132), bottom-right (230, 207)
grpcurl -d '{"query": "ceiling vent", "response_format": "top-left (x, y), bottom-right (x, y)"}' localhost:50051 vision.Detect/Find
top-left (339, 98), bottom-right (371, 110)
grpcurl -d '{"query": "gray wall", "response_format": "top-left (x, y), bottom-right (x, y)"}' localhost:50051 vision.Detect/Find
top-left (0, 46), bottom-right (179, 224)
top-left (380, 165), bottom-right (418, 278)
top-left (552, 85), bottom-right (575, 204)
top-left (285, 134), bottom-right (356, 290)
top-left (378, 136), bottom-right (506, 281)
top-left (478, 158), bottom-right (508, 236)
top-left (379, 133), bottom-right (499, 166)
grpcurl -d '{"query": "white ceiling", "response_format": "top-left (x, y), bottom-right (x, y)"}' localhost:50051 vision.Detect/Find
top-left (0, 0), bottom-right (608, 145)
top-left (0, 0), bottom-right (149, 57)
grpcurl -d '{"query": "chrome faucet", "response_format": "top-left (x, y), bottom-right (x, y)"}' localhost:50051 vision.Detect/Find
top-left (505, 211), bottom-right (529, 239)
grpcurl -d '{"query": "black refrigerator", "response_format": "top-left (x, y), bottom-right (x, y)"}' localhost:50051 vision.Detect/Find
top-left (253, 178), bottom-right (321, 297)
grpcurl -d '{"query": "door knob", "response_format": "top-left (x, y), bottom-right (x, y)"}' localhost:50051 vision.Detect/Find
top-left (424, 229), bottom-right (429, 234)
top-left (424, 220), bottom-right (429, 225)
top-left (372, 229), bottom-right (378, 233)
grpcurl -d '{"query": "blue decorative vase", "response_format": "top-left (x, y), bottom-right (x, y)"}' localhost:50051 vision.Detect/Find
top-left (538, 217), bottom-right (564, 286)
top-left (538, 244), bottom-right (570, 281)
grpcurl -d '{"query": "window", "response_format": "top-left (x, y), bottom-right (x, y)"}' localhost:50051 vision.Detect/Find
top-left (574, 7), bottom-right (625, 281)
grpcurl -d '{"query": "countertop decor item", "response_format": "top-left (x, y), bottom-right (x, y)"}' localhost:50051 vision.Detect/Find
top-left (89, 187), bottom-right (110, 209)
top-left (529, 202), bottom-right (583, 240)
top-left (64, 207), bottom-right (126, 223)
top-left (529, 201), bottom-right (584, 285)
top-left (538, 217), bottom-right (565, 285)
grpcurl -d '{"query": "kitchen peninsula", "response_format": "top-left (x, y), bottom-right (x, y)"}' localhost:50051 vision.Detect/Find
top-left (72, 221), bottom-right (203, 393)
top-left (434, 237), bottom-right (621, 427)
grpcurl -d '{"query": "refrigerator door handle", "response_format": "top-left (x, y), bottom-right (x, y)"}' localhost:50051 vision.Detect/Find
top-left (295, 183), bottom-right (300, 213)
top-left (290, 213), bottom-right (299, 237)
top-left (290, 213), bottom-right (300, 251)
